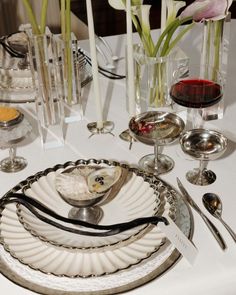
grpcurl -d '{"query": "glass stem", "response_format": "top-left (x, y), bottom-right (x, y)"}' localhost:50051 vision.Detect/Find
top-left (154, 141), bottom-right (160, 175)
top-left (9, 147), bottom-right (16, 165)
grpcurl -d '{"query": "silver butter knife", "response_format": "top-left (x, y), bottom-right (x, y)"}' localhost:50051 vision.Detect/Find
top-left (177, 178), bottom-right (227, 250)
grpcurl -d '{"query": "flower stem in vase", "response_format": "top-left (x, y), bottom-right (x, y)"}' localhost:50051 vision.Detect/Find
top-left (22, 0), bottom-right (54, 124)
top-left (213, 20), bottom-right (223, 80)
top-left (60, 0), bottom-right (73, 105)
top-left (148, 59), bottom-right (167, 108)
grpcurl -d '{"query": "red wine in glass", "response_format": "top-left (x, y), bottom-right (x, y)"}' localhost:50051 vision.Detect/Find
top-left (170, 78), bottom-right (223, 109)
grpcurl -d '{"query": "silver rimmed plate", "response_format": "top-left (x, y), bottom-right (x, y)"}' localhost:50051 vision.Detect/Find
top-left (0, 159), bottom-right (193, 294)
top-left (17, 166), bottom-right (168, 251)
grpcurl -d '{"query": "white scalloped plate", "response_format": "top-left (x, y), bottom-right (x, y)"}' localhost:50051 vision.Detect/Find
top-left (16, 167), bottom-right (165, 251)
top-left (0, 159), bottom-right (192, 294)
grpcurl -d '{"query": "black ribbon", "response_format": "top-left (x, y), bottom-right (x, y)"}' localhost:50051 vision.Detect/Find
top-left (0, 34), bottom-right (25, 58)
top-left (78, 48), bottom-right (126, 80)
top-left (0, 193), bottom-right (168, 237)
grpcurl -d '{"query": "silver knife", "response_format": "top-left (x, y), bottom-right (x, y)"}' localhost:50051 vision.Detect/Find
top-left (177, 178), bottom-right (227, 250)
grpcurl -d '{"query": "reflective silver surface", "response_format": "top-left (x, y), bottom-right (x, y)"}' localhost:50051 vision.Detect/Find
top-left (179, 129), bottom-right (228, 185)
top-left (129, 111), bottom-right (185, 146)
top-left (203, 193), bottom-right (236, 242)
top-left (129, 111), bottom-right (185, 174)
top-left (87, 121), bottom-right (115, 137)
top-left (177, 178), bottom-right (226, 250)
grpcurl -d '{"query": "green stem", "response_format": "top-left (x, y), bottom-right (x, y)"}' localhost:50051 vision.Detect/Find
top-left (61, 0), bottom-right (66, 40)
top-left (164, 22), bottom-right (195, 56)
top-left (153, 19), bottom-right (179, 56)
top-left (205, 20), bottom-right (212, 76)
top-left (153, 16), bottom-right (192, 57)
top-left (22, 0), bottom-right (40, 34)
top-left (40, 0), bottom-right (48, 34)
top-left (213, 20), bottom-right (223, 78)
top-left (160, 19), bottom-right (181, 56)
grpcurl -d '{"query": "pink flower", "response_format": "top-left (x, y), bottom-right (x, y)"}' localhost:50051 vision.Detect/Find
top-left (180, 0), bottom-right (232, 21)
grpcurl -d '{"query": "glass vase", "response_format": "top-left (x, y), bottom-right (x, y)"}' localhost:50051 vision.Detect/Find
top-left (200, 13), bottom-right (231, 120)
top-left (131, 44), bottom-right (189, 113)
top-left (28, 34), bottom-right (65, 149)
top-left (53, 35), bottom-right (83, 123)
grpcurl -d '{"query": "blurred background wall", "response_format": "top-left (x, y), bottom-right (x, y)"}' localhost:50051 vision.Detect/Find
top-left (0, 0), bottom-right (88, 39)
top-left (0, 0), bottom-right (236, 38)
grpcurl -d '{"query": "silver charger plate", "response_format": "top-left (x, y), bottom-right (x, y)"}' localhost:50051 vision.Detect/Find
top-left (0, 159), bottom-right (193, 294)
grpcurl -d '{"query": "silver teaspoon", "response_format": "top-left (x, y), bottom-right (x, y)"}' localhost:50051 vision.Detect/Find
top-left (203, 193), bottom-right (236, 242)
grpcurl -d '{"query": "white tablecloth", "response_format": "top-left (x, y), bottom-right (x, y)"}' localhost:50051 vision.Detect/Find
top-left (1, 20), bottom-right (236, 295)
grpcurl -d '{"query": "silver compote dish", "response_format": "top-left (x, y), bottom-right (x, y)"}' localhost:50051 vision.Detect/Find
top-left (55, 165), bottom-right (122, 224)
top-left (179, 129), bottom-right (228, 185)
top-left (129, 111), bottom-right (185, 175)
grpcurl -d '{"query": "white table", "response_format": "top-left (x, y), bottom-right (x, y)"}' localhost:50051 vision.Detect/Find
top-left (1, 20), bottom-right (236, 295)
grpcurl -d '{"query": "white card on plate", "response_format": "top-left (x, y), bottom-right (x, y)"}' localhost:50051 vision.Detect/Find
top-left (159, 213), bottom-right (198, 265)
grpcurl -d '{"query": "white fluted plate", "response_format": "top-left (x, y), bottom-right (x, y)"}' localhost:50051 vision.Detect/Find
top-left (16, 164), bottom-right (170, 251)
top-left (0, 159), bottom-right (192, 294)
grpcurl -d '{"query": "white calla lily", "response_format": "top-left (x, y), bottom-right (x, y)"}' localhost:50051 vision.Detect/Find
top-left (180, 0), bottom-right (232, 21)
top-left (166, 0), bottom-right (186, 26)
top-left (108, 0), bottom-right (197, 57)
top-left (133, 5), bottom-right (151, 32)
top-left (108, 0), bottom-right (143, 10)
top-left (108, 0), bottom-right (125, 10)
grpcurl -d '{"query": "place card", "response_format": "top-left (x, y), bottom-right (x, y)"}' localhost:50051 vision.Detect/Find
top-left (159, 213), bottom-right (198, 265)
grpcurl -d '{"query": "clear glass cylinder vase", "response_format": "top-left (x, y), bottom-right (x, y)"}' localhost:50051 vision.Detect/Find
top-left (200, 13), bottom-right (231, 120)
top-left (28, 34), bottom-right (65, 149)
top-left (131, 44), bottom-right (189, 113)
top-left (53, 35), bottom-right (83, 123)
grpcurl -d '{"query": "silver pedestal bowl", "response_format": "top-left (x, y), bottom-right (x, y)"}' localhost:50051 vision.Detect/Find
top-left (180, 129), bottom-right (228, 186)
top-left (129, 111), bottom-right (185, 175)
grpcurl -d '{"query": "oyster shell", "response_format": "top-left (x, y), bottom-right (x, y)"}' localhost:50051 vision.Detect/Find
top-left (55, 166), bottom-right (122, 202)
top-left (55, 172), bottom-right (90, 200)
top-left (87, 167), bottom-right (122, 193)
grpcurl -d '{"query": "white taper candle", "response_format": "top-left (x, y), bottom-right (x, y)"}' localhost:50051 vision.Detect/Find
top-left (126, 0), bottom-right (136, 117)
top-left (86, 0), bottom-right (103, 129)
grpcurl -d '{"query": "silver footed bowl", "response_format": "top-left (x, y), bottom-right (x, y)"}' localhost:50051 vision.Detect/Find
top-left (179, 128), bottom-right (228, 185)
top-left (129, 111), bottom-right (185, 175)
top-left (129, 111), bottom-right (185, 146)
top-left (55, 165), bottom-right (122, 224)
top-left (180, 129), bottom-right (228, 161)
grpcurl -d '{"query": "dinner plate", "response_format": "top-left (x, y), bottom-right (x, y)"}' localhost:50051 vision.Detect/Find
top-left (16, 163), bottom-right (174, 251)
top-left (0, 47), bottom-right (92, 103)
top-left (0, 159), bottom-right (193, 294)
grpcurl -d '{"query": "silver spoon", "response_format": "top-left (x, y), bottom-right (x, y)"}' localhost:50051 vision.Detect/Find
top-left (203, 193), bottom-right (236, 242)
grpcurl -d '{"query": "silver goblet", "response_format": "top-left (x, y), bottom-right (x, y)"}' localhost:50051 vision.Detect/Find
top-left (179, 129), bottom-right (228, 186)
top-left (129, 111), bottom-right (185, 175)
top-left (0, 110), bottom-right (32, 173)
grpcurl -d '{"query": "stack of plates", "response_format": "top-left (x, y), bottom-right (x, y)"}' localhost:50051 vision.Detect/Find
top-left (0, 44), bottom-right (92, 104)
top-left (0, 159), bottom-right (192, 294)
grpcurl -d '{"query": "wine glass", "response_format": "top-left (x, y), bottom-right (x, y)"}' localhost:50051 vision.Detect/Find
top-left (179, 129), bottom-right (228, 186)
top-left (170, 64), bottom-right (223, 129)
top-left (129, 111), bottom-right (185, 175)
top-left (0, 111), bottom-right (32, 173)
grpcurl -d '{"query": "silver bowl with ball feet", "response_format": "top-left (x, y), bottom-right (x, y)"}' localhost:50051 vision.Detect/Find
top-left (179, 129), bottom-right (228, 186)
